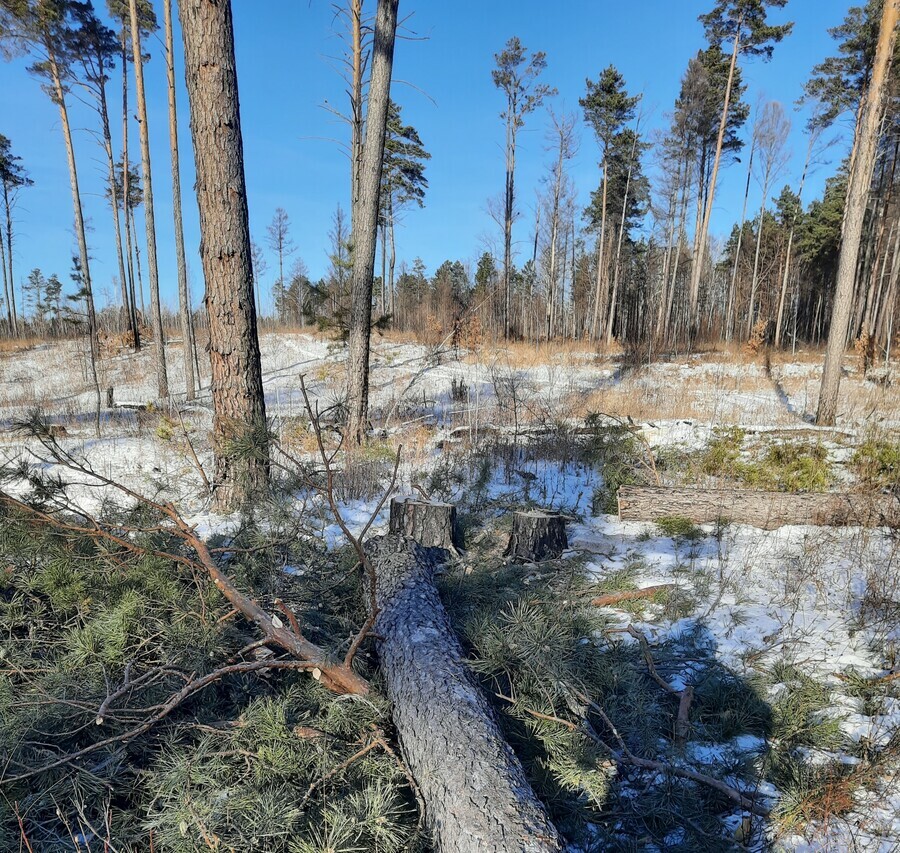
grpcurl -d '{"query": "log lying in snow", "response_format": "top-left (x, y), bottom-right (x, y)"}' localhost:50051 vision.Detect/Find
top-left (505, 511), bottom-right (568, 562)
top-left (617, 485), bottom-right (900, 529)
top-left (388, 496), bottom-right (463, 551)
top-left (367, 534), bottom-right (562, 852)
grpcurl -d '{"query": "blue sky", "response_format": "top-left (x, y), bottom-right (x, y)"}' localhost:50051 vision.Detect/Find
top-left (0, 0), bottom-right (857, 313)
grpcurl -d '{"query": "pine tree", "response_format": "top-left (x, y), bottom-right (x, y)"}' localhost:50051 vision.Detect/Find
top-left (688, 0), bottom-right (793, 339)
top-left (379, 99), bottom-right (429, 316)
top-left (492, 36), bottom-right (556, 339)
top-left (581, 65), bottom-right (639, 340)
top-left (346, 0), bottom-right (399, 444)
top-left (818, 0), bottom-right (900, 424)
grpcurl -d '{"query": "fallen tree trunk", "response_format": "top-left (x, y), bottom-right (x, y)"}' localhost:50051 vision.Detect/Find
top-left (366, 534), bottom-right (562, 852)
top-left (617, 485), bottom-right (900, 529)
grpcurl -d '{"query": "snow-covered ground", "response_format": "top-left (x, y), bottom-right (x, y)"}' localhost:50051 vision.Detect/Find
top-left (1, 331), bottom-right (899, 849)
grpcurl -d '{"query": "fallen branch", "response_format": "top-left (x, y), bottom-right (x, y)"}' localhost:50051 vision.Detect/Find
top-left (624, 625), bottom-right (694, 749)
top-left (0, 659), bottom-right (319, 786)
top-left (590, 584), bottom-right (675, 608)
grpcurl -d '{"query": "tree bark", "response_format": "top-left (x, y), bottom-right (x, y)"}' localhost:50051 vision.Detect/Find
top-left (617, 485), bottom-right (899, 529)
top-left (164, 0), bottom-right (197, 401)
top-left (388, 496), bottom-right (463, 551)
top-left (505, 511), bottom-right (568, 562)
top-left (129, 0), bottom-right (169, 400)
top-left (366, 534), bottom-right (563, 852)
top-left (180, 0), bottom-right (269, 508)
top-left (346, 0), bottom-right (398, 444)
top-left (818, 0), bottom-right (900, 424)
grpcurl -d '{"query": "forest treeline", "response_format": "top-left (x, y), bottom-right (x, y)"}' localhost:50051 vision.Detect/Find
top-left (2, 0), bottom-right (898, 363)
top-left (1, 0), bottom-right (899, 438)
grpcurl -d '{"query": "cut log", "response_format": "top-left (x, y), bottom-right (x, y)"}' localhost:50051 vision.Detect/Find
top-left (617, 485), bottom-right (900, 529)
top-left (388, 496), bottom-right (463, 552)
top-left (366, 534), bottom-right (563, 852)
top-left (505, 511), bottom-right (568, 563)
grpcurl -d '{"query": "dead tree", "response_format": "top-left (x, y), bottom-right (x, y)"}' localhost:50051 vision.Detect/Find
top-left (505, 510), bottom-right (568, 562)
top-left (366, 534), bottom-right (563, 852)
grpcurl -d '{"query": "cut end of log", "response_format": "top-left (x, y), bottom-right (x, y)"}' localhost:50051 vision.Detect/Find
top-left (505, 510), bottom-right (569, 563)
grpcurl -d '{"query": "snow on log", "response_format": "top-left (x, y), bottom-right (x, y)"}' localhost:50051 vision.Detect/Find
top-left (505, 511), bottom-right (568, 563)
top-left (388, 496), bottom-right (463, 551)
top-left (617, 485), bottom-right (900, 529)
top-left (367, 534), bottom-right (563, 852)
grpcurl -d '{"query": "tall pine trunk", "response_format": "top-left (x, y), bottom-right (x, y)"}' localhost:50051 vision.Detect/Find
top-left (688, 25), bottom-right (741, 342)
top-left (590, 160), bottom-right (608, 340)
top-left (818, 0), bottom-right (900, 425)
top-left (346, 0), bottom-right (399, 444)
top-left (2, 183), bottom-right (18, 336)
top-left (45, 38), bottom-right (99, 374)
top-left (96, 66), bottom-right (135, 344)
top-left (164, 0), bottom-right (197, 401)
top-left (180, 0), bottom-right (269, 507)
top-left (120, 30), bottom-right (141, 349)
top-left (129, 0), bottom-right (169, 401)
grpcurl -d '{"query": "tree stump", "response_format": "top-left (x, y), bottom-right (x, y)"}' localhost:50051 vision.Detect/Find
top-left (366, 534), bottom-right (562, 852)
top-left (388, 496), bottom-right (463, 552)
top-left (504, 511), bottom-right (568, 563)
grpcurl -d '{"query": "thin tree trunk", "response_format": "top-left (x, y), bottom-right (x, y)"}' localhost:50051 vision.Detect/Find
top-left (688, 23), bottom-right (741, 341)
top-left (503, 112), bottom-right (516, 339)
top-left (2, 184), bottom-right (18, 336)
top-left (349, 0), bottom-right (363, 238)
top-left (590, 160), bottom-right (608, 340)
top-left (129, 0), bottom-right (169, 401)
top-left (346, 0), bottom-right (399, 444)
top-left (96, 67), bottom-right (135, 346)
top-left (164, 0), bottom-right (197, 401)
top-left (0, 220), bottom-right (11, 335)
top-left (727, 139), bottom-right (755, 342)
top-left (746, 181), bottom-right (770, 339)
top-left (131, 207), bottom-right (145, 317)
top-left (818, 0), bottom-right (900, 425)
top-left (775, 135), bottom-right (814, 346)
top-left (45, 38), bottom-right (99, 378)
top-left (121, 29), bottom-right (140, 349)
top-left (180, 0), bottom-right (270, 507)
top-left (606, 130), bottom-right (639, 345)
